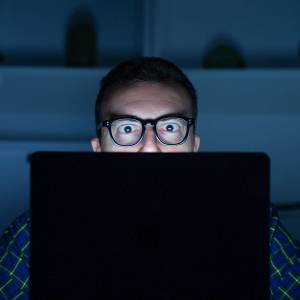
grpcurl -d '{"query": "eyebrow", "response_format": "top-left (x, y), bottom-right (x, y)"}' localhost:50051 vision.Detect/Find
top-left (105, 111), bottom-right (190, 121)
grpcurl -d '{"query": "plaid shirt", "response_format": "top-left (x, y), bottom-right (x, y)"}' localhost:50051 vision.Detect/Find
top-left (270, 206), bottom-right (300, 299)
top-left (0, 212), bottom-right (30, 300)
top-left (0, 208), bottom-right (300, 299)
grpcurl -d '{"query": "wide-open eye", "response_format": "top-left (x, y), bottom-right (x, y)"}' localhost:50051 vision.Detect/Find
top-left (162, 123), bottom-right (180, 132)
top-left (158, 118), bottom-right (185, 133)
top-left (112, 119), bottom-right (141, 135)
top-left (118, 124), bottom-right (136, 134)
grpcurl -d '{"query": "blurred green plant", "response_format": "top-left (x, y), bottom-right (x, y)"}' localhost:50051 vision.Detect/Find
top-left (65, 8), bottom-right (97, 67)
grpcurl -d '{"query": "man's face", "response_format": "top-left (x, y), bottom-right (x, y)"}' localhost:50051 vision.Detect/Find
top-left (91, 82), bottom-right (200, 152)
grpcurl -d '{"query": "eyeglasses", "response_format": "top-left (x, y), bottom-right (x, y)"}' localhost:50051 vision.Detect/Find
top-left (97, 115), bottom-right (195, 146)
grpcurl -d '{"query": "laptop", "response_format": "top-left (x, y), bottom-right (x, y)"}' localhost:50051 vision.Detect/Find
top-left (30, 152), bottom-right (270, 300)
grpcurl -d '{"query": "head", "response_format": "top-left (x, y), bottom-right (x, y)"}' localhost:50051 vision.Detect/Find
top-left (91, 57), bottom-right (200, 152)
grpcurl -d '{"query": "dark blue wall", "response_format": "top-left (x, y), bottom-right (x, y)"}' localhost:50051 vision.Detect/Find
top-left (0, 0), bottom-right (300, 238)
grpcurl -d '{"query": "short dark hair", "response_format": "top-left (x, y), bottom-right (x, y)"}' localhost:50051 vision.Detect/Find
top-left (95, 57), bottom-right (198, 129)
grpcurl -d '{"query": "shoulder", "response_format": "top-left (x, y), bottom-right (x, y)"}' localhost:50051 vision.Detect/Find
top-left (0, 211), bottom-right (30, 299)
top-left (270, 204), bottom-right (300, 298)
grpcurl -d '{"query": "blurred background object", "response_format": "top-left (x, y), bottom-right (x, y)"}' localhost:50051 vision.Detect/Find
top-left (203, 42), bottom-right (246, 69)
top-left (65, 8), bottom-right (97, 67)
top-left (0, 0), bottom-right (299, 67)
top-left (0, 0), bottom-right (143, 66)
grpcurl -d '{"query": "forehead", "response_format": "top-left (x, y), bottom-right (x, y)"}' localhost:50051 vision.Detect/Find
top-left (101, 82), bottom-right (193, 120)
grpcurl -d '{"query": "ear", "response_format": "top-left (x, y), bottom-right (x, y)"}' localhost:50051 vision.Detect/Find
top-left (193, 134), bottom-right (200, 152)
top-left (91, 137), bottom-right (102, 152)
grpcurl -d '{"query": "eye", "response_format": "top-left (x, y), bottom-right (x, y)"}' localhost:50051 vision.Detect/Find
top-left (163, 123), bottom-right (179, 132)
top-left (119, 124), bottom-right (135, 133)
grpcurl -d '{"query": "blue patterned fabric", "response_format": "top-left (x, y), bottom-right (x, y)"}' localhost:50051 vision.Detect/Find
top-left (270, 206), bottom-right (300, 299)
top-left (0, 207), bottom-right (300, 299)
top-left (0, 212), bottom-right (30, 300)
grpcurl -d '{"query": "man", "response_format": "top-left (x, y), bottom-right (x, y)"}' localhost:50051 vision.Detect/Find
top-left (0, 57), bottom-right (299, 299)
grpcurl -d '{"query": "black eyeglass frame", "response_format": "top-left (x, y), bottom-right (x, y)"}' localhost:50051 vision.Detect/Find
top-left (97, 115), bottom-right (195, 146)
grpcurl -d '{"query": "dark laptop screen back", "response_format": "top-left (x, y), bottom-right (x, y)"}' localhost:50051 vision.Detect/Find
top-left (30, 152), bottom-right (270, 300)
